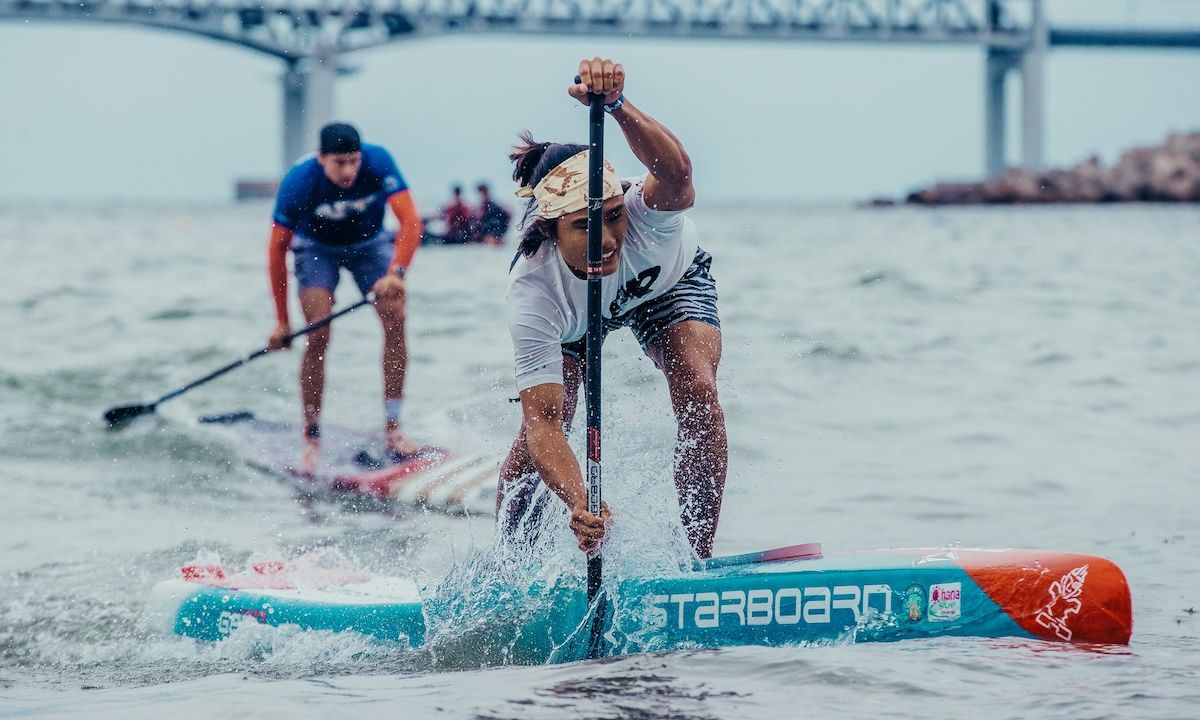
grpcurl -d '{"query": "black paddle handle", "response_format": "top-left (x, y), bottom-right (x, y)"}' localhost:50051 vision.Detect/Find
top-left (154, 294), bottom-right (375, 408)
top-left (583, 78), bottom-right (606, 657)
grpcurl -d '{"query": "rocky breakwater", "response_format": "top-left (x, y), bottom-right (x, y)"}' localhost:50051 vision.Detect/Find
top-left (906, 132), bottom-right (1200, 205)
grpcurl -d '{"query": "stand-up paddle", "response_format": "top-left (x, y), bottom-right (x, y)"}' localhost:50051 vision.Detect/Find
top-left (103, 294), bottom-right (375, 428)
top-left (582, 77), bottom-right (607, 660)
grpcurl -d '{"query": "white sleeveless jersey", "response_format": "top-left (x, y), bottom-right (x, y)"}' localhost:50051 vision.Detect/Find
top-left (507, 179), bottom-right (698, 391)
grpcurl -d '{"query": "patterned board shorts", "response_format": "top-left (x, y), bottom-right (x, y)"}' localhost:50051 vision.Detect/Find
top-left (562, 248), bottom-right (720, 362)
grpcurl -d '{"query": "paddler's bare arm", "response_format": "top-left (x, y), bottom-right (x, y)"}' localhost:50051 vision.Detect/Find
top-left (519, 382), bottom-right (610, 552)
top-left (266, 224), bottom-right (294, 350)
top-left (570, 57), bottom-right (695, 211)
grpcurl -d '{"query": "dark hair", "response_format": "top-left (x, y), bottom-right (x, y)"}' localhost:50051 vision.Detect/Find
top-left (510, 131), bottom-right (586, 257)
top-left (319, 123), bottom-right (360, 154)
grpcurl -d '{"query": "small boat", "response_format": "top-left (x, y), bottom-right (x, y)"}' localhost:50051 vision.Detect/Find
top-left (199, 411), bottom-right (497, 515)
top-left (148, 544), bottom-right (1132, 659)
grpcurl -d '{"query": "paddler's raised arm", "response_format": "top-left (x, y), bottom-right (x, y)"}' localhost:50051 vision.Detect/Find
top-left (569, 58), bottom-right (695, 212)
top-left (519, 383), bottom-right (609, 553)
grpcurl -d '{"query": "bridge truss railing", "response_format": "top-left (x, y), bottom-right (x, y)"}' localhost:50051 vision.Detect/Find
top-left (4, 0), bottom-right (1196, 176)
top-left (0, 0), bottom-right (1037, 56)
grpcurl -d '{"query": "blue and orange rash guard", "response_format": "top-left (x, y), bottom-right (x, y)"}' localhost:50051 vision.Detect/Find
top-left (267, 144), bottom-right (423, 323)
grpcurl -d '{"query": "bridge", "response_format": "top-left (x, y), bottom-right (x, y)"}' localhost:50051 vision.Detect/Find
top-left (3, 0), bottom-right (1198, 177)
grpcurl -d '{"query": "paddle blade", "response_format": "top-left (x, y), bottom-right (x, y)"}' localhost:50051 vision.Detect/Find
top-left (699, 543), bottom-right (824, 571)
top-left (197, 411), bottom-right (255, 426)
top-left (103, 404), bottom-right (155, 428)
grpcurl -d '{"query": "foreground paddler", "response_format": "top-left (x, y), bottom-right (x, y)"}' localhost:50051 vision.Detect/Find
top-left (499, 58), bottom-right (728, 558)
top-left (266, 123), bottom-right (425, 471)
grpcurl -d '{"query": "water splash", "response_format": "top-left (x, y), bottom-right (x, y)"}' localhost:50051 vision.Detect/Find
top-left (422, 453), bottom-right (699, 667)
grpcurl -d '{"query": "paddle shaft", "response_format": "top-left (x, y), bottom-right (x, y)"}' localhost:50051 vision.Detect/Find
top-left (144, 295), bottom-right (372, 411)
top-left (585, 88), bottom-right (605, 622)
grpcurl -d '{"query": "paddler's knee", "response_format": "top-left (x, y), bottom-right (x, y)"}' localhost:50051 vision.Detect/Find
top-left (668, 366), bottom-right (721, 409)
top-left (375, 295), bottom-right (407, 326)
top-left (304, 326), bottom-right (332, 354)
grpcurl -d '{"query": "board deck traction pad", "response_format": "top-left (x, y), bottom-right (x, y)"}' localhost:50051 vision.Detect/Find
top-left (199, 411), bottom-right (497, 514)
top-left (149, 544), bottom-right (1132, 658)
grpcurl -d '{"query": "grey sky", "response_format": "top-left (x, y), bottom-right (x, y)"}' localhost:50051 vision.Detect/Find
top-left (1, 0), bottom-right (1199, 205)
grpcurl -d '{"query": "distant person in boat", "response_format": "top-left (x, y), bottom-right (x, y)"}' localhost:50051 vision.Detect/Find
top-left (498, 58), bottom-right (727, 559)
top-left (475, 183), bottom-right (511, 245)
top-left (441, 185), bottom-right (475, 244)
top-left (266, 122), bottom-right (425, 471)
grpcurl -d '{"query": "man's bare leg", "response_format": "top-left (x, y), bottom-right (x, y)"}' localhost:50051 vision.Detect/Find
top-left (374, 291), bottom-right (422, 457)
top-left (298, 288), bottom-right (335, 471)
top-left (649, 321), bottom-right (728, 559)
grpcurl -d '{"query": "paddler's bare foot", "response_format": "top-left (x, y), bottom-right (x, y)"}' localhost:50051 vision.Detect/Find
top-left (298, 430), bottom-right (320, 476)
top-left (298, 442), bottom-right (320, 476)
top-left (385, 425), bottom-right (423, 460)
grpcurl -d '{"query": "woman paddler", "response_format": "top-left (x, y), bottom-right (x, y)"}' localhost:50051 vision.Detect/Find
top-left (499, 57), bottom-right (728, 558)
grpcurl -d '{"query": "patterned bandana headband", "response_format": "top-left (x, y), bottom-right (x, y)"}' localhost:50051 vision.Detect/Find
top-left (515, 150), bottom-right (622, 220)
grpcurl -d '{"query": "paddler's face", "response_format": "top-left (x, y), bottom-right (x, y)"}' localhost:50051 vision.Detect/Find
top-left (557, 196), bottom-right (627, 277)
top-left (318, 151), bottom-right (362, 189)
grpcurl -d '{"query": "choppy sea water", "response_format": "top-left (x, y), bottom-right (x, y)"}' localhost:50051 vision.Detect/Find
top-left (1, 202), bottom-right (1197, 718)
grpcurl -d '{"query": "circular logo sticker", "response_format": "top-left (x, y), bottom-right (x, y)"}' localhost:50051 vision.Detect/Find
top-left (905, 583), bottom-right (926, 622)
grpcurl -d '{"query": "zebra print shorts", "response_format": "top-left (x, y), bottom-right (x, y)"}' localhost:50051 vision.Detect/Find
top-left (562, 248), bottom-right (720, 361)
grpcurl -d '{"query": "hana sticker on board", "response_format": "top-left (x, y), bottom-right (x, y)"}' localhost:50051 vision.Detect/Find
top-left (927, 582), bottom-right (962, 622)
top-left (904, 584), bottom-right (926, 622)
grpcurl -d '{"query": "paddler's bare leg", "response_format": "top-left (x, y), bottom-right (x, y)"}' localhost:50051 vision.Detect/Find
top-left (498, 354), bottom-right (583, 532)
top-left (298, 288), bottom-right (335, 470)
top-left (375, 291), bottom-right (421, 456)
top-left (649, 321), bottom-right (727, 559)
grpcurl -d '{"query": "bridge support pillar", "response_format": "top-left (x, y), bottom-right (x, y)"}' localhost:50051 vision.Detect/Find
top-left (1020, 0), bottom-right (1048, 171)
top-left (282, 57), bottom-right (337, 170)
top-left (984, 49), bottom-right (1017, 178)
top-left (984, 0), bottom-right (1046, 176)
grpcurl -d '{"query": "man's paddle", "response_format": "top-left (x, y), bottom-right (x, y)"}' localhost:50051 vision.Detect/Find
top-left (583, 77), bottom-right (607, 659)
top-left (103, 294), bottom-right (375, 428)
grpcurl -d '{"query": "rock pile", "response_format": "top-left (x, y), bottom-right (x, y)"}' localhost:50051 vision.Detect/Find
top-left (905, 132), bottom-right (1200, 205)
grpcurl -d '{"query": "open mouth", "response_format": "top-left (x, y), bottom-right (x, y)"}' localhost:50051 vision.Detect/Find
top-left (602, 249), bottom-right (616, 261)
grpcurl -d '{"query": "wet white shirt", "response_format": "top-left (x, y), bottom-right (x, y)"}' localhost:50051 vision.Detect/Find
top-left (507, 179), bottom-right (698, 391)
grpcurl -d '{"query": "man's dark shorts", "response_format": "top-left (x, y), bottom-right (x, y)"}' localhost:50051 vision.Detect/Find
top-left (292, 229), bottom-right (392, 295)
top-left (562, 247), bottom-right (719, 363)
